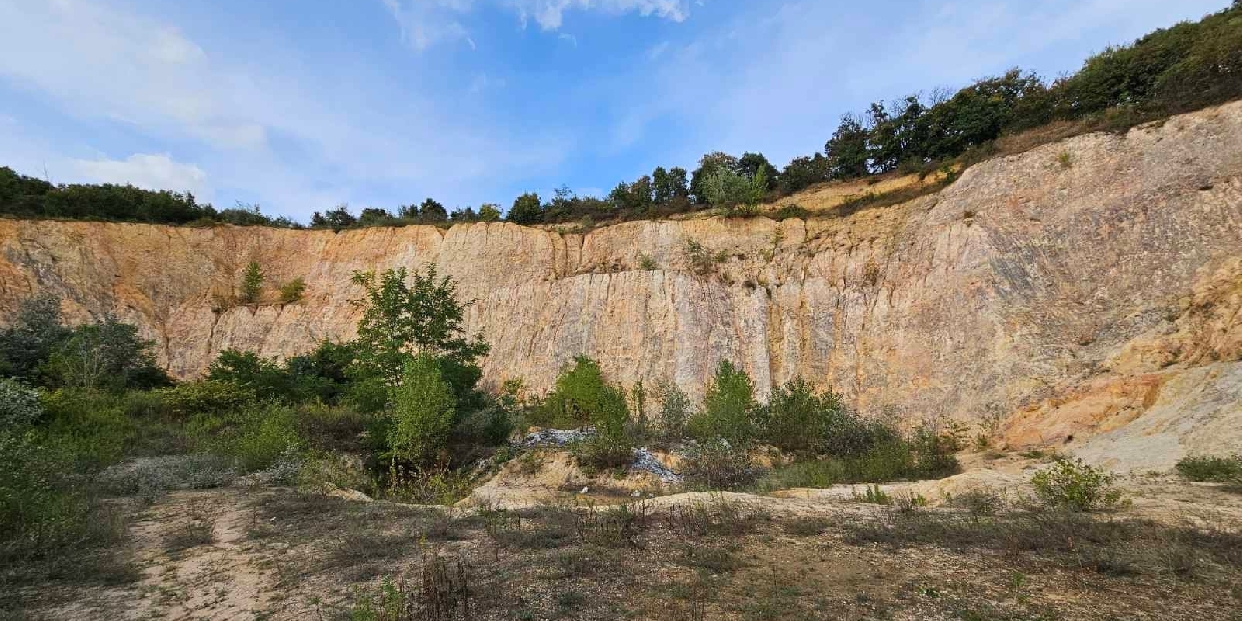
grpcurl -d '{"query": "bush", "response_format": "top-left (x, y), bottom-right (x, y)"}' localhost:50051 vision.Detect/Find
top-left (688, 361), bottom-right (760, 446)
top-left (44, 315), bottom-right (171, 392)
top-left (151, 380), bottom-right (256, 419)
top-left (387, 354), bottom-right (456, 466)
top-left (764, 377), bottom-right (852, 455)
top-left (1031, 458), bottom-right (1125, 512)
top-left (754, 459), bottom-right (845, 492)
top-left (0, 430), bottom-right (104, 559)
top-left (279, 277), bottom-right (307, 303)
top-left (0, 378), bottom-right (43, 429)
top-left (1175, 454), bottom-right (1242, 483)
top-left (682, 438), bottom-right (757, 490)
top-left (653, 380), bottom-right (691, 445)
top-left (239, 261), bottom-right (264, 303)
top-left (227, 404), bottom-right (303, 472)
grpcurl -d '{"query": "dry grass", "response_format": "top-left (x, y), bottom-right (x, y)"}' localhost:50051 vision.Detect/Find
top-left (9, 487), bottom-right (1242, 620)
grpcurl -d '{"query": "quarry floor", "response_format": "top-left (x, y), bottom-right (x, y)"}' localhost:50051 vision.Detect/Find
top-left (8, 455), bottom-right (1242, 621)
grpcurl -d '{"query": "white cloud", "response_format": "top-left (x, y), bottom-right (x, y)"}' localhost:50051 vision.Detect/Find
top-left (381, 0), bottom-right (476, 50)
top-left (0, 0), bottom-right (569, 219)
top-left (381, 0), bottom-right (691, 49)
top-left (558, 32), bottom-right (578, 46)
top-left (517, 0), bottom-right (690, 31)
top-left (71, 154), bottom-right (210, 199)
top-left (602, 0), bottom-right (1226, 168)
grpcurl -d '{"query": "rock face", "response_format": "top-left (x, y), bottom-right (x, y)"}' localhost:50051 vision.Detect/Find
top-left (2, 103), bottom-right (1241, 470)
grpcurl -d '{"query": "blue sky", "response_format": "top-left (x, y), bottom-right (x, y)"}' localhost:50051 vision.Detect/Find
top-left (0, 0), bottom-right (1228, 221)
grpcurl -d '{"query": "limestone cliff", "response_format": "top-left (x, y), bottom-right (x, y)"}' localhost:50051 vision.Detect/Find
top-left (2, 102), bottom-right (1241, 470)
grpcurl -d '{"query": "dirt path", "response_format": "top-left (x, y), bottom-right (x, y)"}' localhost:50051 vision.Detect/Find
top-left (44, 489), bottom-right (277, 620)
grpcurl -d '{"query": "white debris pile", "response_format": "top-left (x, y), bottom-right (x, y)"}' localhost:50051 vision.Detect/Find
top-left (631, 447), bottom-right (682, 483)
top-left (519, 427), bottom-right (595, 447)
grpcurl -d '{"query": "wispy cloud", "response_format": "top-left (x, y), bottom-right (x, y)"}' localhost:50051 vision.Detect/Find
top-left (71, 153), bottom-right (210, 200)
top-left (381, 0), bottom-right (692, 50)
top-left (0, 0), bottom-right (568, 218)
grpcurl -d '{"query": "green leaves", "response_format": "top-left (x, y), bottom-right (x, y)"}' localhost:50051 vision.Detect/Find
top-left (348, 265), bottom-right (488, 388)
top-left (387, 354), bottom-right (456, 465)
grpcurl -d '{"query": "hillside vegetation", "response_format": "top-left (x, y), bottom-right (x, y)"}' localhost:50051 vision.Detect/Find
top-left (3, 3), bottom-right (1242, 229)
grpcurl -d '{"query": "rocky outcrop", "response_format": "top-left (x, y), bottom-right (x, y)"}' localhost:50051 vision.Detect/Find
top-left (2, 102), bottom-right (1241, 470)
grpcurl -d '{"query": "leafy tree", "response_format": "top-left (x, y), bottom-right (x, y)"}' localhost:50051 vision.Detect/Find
top-left (780, 154), bottom-right (830, 193)
top-left (609, 176), bottom-right (654, 212)
top-left (450, 207), bottom-right (477, 222)
top-left (349, 265), bottom-right (488, 388)
top-left (358, 208), bottom-right (396, 226)
top-left (702, 166), bottom-right (767, 210)
top-left (420, 198), bottom-right (448, 223)
top-left (737, 152), bottom-right (779, 191)
top-left (0, 378), bottom-right (43, 429)
top-left (396, 203), bottom-right (420, 220)
top-left (239, 261), bottom-right (264, 304)
top-left (207, 349), bottom-right (295, 400)
top-left (0, 294), bottom-right (71, 383)
top-left (688, 360), bottom-right (759, 445)
top-left (283, 340), bottom-right (358, 404)
top-left (387, 354), bottom-right (456, 465)
top-left (320, 205), bottom-right (357, 229)
top-left (507, 192), bottom-right (543, 225)
top-left (477, 204), bottom-right (502, 222)
top-left (44, 315), bottom-right (170, 391)
top-left (689, 152), bottom-right (740, 204)
top-left (825, 114), bottom-right (871, 179)
top-left (763, 377), bottom-right (853, 454)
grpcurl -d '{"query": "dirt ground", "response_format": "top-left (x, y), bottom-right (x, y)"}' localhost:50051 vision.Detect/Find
top-left (7, 457), bottom-right (1241, 621)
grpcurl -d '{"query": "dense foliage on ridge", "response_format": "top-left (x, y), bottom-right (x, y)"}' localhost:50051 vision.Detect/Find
top-left (1, 4), bottom-right (1239, 229)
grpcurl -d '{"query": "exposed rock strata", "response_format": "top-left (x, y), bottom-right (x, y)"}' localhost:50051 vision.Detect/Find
top-left (2, 102), bottom-right (1241, 469)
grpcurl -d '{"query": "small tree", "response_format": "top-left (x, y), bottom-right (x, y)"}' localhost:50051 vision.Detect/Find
top-left (0, 294), bottom-right (71, 383)
top-left (349, 265), bottom-right (488, 387)
top-left (478, 204), bottom-right (502, 222)
top-left (689, 361), bottom-right (759, 446)
top-left (654, 379), bottom-right (691, 444)
top-left (240, 261), bottom-right (264, 304)
top-left (45, 315), bottom-right (169, 391)
top-left (507, 193), bottom-right (543, 225)
top-left (388, 354), bottom-right (456, 466)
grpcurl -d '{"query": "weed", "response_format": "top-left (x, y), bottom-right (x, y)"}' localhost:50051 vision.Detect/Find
top-left (1031, 458), bottom-right (1125, 512)
top-left (1056, 151), bottom-right (1073, 169)
top-left (638, 254), bottom-right (659, 271)
top-left (855, 484), bottom-right (891, 505)
top-left (1176, 454), bottom-right (1242, 483)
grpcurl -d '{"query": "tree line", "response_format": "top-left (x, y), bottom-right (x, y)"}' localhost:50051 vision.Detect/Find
top-left (2, 4), bottom-right (1239, 229)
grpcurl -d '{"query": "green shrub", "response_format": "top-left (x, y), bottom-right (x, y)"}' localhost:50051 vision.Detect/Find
top-left (43, 315), bottom-right (171, 392)
top-left (764, 377), bottom-right (851, 455)
top-left (149, 380), bottom-right (256, 419)
top-left (688, 361), bottom-right (760, 446)
top-left (855, 484), bottom-right (891, 505)
top-left (239, 261), bottom-right (264, 303)
top-left (1175, 454), bottom-right (1242, 483)
top-left (773, 204), bottom-right (809, 220)
top-left (452, 404), bottom-right (514, 448)
top-left (638, 254), bottom-right (658, 271)
top-left (228, 404), bottom-right (303, 472)
top-left (0, 377), bottom-right (43, 429)
top-left (754, 459), bottom-right (845, 492)
top-left (654, 380), bottom-right (691, 445)
top-left (279, 277), bottom-right (307, 303)
top-left (682, 438), bottom-right (756, 490)
top-left (1031, 458), bottom-right (1125, 512)
top-left (0, 430), bottom-right (118, 563)
top-left (387, 354), bottom-right (456, 466)
top-left (40, 389), bottom-right (131, 469)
